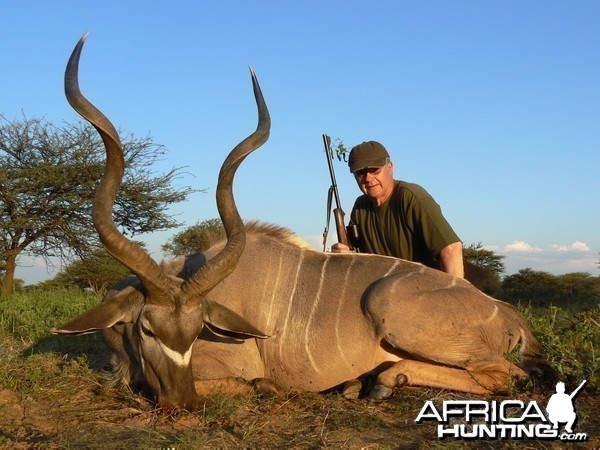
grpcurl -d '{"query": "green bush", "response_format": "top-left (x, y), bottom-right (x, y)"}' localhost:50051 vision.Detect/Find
top-left (0, 288), bottom-right (99, 341)
top-left (519, 304), bottom-right (599, 390)
top-left (504, 270), bottom-right (600, 312)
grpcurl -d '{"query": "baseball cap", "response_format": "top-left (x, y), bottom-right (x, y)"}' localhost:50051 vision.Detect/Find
top-left (348, 141), bottom-right (390, 173)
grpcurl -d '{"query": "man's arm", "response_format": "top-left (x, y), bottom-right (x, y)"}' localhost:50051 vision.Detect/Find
top-left (437, 241), bottom-right (464, 278)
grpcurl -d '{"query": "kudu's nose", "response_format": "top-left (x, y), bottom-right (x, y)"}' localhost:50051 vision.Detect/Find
top-left (156, 371), bottom-right (201, 412)
top-left (159, 393), bottom-right (200, 412)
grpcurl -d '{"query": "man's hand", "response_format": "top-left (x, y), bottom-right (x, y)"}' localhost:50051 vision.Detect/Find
top-left (331, 243), bottom-right (352, 253)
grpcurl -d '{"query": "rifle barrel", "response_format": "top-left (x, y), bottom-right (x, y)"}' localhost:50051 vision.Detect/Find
top-left (323, 134), bottom-right (342, 209)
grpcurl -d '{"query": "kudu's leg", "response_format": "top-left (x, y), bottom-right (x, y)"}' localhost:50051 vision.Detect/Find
top-left (363, 273), bottom-right (530, 398)
top-left (192, 333), bottom-right (285, 397)
top-left (368, 357), bottom-right (526, 399)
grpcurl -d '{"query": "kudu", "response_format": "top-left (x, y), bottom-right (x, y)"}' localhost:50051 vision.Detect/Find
top-left (54, 35), bottom-right (549, 410)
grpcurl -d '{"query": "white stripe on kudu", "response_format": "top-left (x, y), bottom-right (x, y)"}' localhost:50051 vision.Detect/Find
top-left (334, 255), bottom-right (357, 370)
top-left (279, 249), bottom-right (305, 361)
top-left (304, 257), bottom-right (330, 373)
top-left (265, 249), bottom-right (285, 331)
top-left (383, 259), bottom-right (400, 277)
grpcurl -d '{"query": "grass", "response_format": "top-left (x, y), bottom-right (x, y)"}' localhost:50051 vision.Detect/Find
top-left (0, 288), bottom-right (99, 341)
top-left (0, 289), bottom-right (598, 448)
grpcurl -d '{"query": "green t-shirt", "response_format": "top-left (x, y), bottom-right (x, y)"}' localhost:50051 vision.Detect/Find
top-left (350, 180), bottom-right (460, 268)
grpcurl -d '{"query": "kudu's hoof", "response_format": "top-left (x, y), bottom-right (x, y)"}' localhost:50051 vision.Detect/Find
top-left (367, 384), bottom-right (393, 400)
top-left (367, 373), bottom-right (408, 400)
top-left (396, 373), bottom-right (408, 387)
top-left (342, 379), bottom-right (363, 400)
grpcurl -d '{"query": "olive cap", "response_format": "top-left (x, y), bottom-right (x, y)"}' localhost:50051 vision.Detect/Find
top-left (348, 141), bottom-right (391, 173)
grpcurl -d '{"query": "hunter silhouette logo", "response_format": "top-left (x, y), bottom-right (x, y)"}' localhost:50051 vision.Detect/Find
top-left (546, 380), bottom-right (586, 434)
top-left (415, 380), bottom-right (588, 441)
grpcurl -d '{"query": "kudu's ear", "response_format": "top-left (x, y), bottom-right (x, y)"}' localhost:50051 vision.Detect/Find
top-left (202, 300), bottom-right (269, 340)
top-left (51, 287), bottom-right (144, 335)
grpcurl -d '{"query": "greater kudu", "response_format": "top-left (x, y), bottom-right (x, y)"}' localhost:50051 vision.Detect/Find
top-left (54, 36), bottom-right (550, 410)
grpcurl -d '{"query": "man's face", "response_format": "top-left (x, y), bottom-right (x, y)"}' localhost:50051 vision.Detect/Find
top-left (354, 162), bottom-right (395, 205)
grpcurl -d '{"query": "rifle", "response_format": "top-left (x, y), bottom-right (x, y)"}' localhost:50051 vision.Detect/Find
top-left (322, 133), bottom-right (359, 251)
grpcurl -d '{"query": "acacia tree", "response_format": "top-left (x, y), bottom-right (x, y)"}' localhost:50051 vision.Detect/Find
top-left (0, 115), bottom-right (194, 297)
top-left (162, 218), bottom-right (223, 256)
top-left (463, 242), bottom-right (506, 280)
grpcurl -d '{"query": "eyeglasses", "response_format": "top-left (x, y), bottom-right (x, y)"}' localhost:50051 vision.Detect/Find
top-left (354, 166), bottom-right (384, 179)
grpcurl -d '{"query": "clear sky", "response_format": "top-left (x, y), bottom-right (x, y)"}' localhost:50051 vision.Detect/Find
top-left (2, 1), bottom-right (599, 284)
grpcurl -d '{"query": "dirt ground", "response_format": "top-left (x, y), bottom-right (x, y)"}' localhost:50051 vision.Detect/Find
top-left (0, 335), bottom-right (598, 449)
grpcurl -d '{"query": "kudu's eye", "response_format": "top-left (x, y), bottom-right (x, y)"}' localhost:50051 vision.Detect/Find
top-left (140, 324), bottom-right (155, 338)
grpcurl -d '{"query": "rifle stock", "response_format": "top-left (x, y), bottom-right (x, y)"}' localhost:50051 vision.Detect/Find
top-left (333, 207), bottom-right (351, 248)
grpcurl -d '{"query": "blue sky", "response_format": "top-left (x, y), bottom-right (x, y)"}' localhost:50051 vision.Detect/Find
top-left (2, 1), bottom-right (599, 284)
